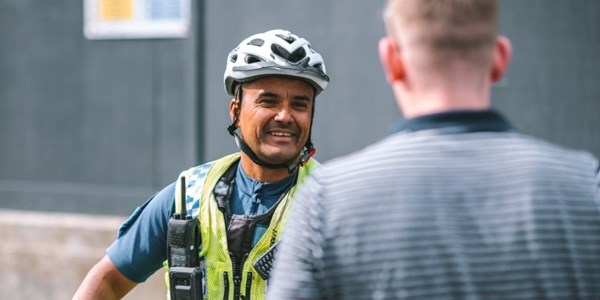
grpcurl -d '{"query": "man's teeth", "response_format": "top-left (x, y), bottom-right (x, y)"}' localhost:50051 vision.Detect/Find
top-left (271, 132), bottom-right (292, 137)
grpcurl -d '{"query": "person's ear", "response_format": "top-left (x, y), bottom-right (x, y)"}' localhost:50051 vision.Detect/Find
top-left (378, 36), bottom-right (405, 83)
top-left (490, 35), bottom-right (512, 82)
top-left (229, 99), bottom-right (239, 122)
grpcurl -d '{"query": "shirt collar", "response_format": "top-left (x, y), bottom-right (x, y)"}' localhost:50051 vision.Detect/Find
top-left (236, 163), bottom-right (296, 198)
top-left (389, 109), bottom-right (515, 134)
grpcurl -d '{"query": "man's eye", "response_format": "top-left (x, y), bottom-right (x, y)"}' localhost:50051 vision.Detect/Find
top-left (260, 99), bottom-right (276, 105)
top-left (293, 102), bottom-right (309, 109)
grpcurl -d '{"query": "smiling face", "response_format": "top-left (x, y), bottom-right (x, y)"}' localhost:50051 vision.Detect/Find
top-left (230, 76), bottom-right (315, 167)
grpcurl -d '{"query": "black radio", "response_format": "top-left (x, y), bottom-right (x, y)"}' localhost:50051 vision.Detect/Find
top-left (167, 176), bottom-right (203, 300)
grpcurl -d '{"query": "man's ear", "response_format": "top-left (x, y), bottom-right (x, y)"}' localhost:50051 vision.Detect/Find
top-left (229, 99), bottom-right (239, 122)
top-left (491, 35), bottom-right (512, 82)
top-left (378, 36), bottom-right (405, 83)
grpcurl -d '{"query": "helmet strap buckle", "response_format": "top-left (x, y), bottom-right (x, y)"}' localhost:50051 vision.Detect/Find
top-left (299, 146), bottom-right (316, 167)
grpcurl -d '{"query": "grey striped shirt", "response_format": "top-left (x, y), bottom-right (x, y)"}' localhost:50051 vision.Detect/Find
top-left (267, 112), bottom-right (600, 300)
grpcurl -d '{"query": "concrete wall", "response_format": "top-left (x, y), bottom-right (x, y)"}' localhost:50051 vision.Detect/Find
top-left (0, 209), bottom-right (165, 299)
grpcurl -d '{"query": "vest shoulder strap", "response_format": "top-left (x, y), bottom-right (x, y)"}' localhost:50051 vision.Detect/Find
top-left (175, 160), bottom-right (216, 218)
top-left (175, 153), bottom-right (242, 219)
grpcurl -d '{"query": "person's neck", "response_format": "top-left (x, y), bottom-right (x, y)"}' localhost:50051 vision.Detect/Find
top-left (396, 85), bottom-right (491, 119)
top-left (239, 153), bottom-right (295, 183)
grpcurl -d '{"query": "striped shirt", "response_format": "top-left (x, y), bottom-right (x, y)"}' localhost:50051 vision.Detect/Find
top-left (267, 110), bottom-right (600, 300)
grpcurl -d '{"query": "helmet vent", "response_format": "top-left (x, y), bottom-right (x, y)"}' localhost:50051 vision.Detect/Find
top-left (248, 39), bottom-right (264, 47)
top-left (288, 47), bottom-right (307, 63)
top-left (271, 44), bottom-right (290, 60)
top-left (276, 33), bottom-right (296, 44)
top-left (230, 54), bottom-right (238, 63)
top-left (271, 43), bottom-right (307, 64)
top-left (245, 55), bottom-right (262, 64)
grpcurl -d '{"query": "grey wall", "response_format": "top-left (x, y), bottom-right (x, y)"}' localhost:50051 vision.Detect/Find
top-left (203, 0), bottom-right (396, 163)
top-left (203, 0), bottom-right (600, 165)
top-left (494, 0), bottom-right (600, 154)
top-left (0, 0), bottom-right (598, 215)
top-left (0, 0), bottom-right (199, 214)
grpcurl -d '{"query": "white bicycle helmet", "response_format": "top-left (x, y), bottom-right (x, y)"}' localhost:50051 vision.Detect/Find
top-left (224, 29), bottom-right (329, 96)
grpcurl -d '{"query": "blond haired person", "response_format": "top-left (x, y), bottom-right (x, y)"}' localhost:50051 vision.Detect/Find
top-left (267, 1), bottom-right (600, 299)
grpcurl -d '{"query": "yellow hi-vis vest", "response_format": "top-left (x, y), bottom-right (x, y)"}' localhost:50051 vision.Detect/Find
top-left (164, 152), bottom-right (318, 300)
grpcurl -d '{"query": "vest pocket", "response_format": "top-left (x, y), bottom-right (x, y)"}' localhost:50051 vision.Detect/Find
top-left (223, 271), bottom-right (230, 300)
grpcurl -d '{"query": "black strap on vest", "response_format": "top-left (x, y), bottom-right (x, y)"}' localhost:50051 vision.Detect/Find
top-left (213, 161), bottom-right (239, 228)
top-left (213, 160), bottom-right (299, 284)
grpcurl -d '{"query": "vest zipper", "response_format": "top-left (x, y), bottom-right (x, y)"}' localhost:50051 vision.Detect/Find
top-left (230, 252), bottom-right (250, 300)
top-left (223, 271), bottom-right (230, 300)
top-left (244, 271), bottom-right (253, 300)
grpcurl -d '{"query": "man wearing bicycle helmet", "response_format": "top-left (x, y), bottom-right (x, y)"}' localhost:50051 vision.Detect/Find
top-left (74, 29), bottom-right (329, 300)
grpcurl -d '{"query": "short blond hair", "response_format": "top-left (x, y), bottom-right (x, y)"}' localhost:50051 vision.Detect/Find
top-left (384, 0), bottom-right (497, 62)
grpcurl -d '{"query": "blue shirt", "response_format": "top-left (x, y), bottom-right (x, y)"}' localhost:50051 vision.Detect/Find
top-left (107, 161), bottom-right (295, 282)
top-left (230, 162), bottom-right (296, 216)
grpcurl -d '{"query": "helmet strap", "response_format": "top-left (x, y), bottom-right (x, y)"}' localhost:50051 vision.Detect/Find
top-left (300, 98), bottom-right (317, 167)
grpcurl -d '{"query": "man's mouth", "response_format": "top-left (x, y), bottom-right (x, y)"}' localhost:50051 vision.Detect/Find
top-left (269, 131), bottom-right (294, 137)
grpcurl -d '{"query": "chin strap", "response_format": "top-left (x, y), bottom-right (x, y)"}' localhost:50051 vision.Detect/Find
top-left (226, 124), bottom-right (314, 174)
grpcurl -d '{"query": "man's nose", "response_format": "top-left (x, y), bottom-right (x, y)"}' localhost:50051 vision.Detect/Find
top-left (274, 107), bottom-right (293, 123)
